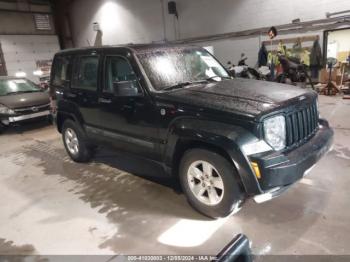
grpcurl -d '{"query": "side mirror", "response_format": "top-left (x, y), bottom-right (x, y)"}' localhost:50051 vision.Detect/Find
top-left (113, 81), bottom-right (141, 97)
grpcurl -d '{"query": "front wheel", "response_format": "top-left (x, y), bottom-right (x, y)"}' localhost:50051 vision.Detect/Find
top-left (179, 149), bottom-right (244, 218)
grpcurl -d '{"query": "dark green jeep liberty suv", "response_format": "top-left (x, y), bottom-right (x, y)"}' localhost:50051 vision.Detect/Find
top-left (50, 44), bottom-right (333, 218)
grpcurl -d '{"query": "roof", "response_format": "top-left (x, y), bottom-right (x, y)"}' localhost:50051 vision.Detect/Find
top-left (56, 43), bottom-right (200, 55)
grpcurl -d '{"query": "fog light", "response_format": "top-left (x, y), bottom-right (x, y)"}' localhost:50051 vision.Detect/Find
top-left (251, 162), bottom-right (261, 179)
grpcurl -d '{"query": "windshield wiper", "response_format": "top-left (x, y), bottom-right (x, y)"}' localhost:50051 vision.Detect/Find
top-left (21, 90), bottom-right (40, 93)
top-left (6, 91), bottom-right (23, 95)
top-left (162, 76), bottom-right (232, 91)
top-left (205, 75), bottom-right (232, 81)
top-left (6, 90), bottom-right (39, 95)
top-left (162, 81), bottom-right (194, 91)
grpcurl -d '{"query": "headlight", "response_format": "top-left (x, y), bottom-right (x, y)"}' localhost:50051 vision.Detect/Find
top-left (263, 115), bottom-right (286, 151)
top-left (0, 104), bottom-right (15, 115)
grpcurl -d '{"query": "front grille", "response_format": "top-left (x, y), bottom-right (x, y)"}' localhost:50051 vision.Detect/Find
top-left (286, 100), bottom-right (319, 147)
top-left (14, 103), bottom-right (50, 115)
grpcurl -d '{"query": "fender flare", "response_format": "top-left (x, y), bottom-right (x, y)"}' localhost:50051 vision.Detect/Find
top-left (55, 101), bottom-right (85, 133)
top-left (164, 118), bottom-right (263, 195)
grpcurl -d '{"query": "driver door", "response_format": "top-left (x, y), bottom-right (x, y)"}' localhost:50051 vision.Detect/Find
top-left (91, 53), bottom-right (160, 160)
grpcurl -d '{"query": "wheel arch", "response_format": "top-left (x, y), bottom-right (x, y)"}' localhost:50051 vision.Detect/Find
top-left (56, 111), bottom-right (75, 133)
top-left (55, 99), bottom-right (86, 133)
top-left (164, 119), bottom-right (263, 195)
top-left (172, 138), bottom-right (234, 176)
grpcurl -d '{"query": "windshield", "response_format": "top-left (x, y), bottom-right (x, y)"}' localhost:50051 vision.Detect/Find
top-left (137, 47), bottom-right (230, 91)
top-left (0, 79), bottom-right (40, 96)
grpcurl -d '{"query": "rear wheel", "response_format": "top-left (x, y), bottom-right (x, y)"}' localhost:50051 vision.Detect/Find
top-left (62, 119), bottom-right (94, 162)
top-left (179, 149), bottom-right (244, 218)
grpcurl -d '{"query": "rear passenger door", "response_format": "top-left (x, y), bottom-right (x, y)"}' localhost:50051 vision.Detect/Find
top-left (68, 50), bottom-right (101, 127)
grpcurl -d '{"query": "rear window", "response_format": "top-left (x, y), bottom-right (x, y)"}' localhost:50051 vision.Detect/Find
top-left (71, 56), bottom-right (99, 91)
top-left (52, 56), bottom-right (70, 87)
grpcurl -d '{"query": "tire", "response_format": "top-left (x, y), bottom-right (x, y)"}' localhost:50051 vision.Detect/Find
top-left (62, 119), bottom-right (94, 162)
top-left (179, 149), bottom-right (244, 218)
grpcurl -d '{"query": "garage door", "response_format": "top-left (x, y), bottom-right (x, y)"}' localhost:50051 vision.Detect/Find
top-left (0, 43), bottom-right (7, 76)
top-left (0, 35), bottom-right (60, 83)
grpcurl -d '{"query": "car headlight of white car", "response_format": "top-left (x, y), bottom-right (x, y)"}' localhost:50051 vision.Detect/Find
top-left (0, 104), bottom-right (15, 115)
top-left (263, 115), bottom-right (286, 151)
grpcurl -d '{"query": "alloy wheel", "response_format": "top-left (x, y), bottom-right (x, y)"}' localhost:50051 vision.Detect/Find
top-left (187, 160), bottom-right (224, 206)
top-left (65, 128), bottom-right (79, 155)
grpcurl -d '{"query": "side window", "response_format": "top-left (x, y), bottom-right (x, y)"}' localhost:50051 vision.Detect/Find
top-left (52, 56), bottom-right (70, 87)
top-left (105, 56), bottom-right (139, 93)
top-left (72, 56), bottom-right (99, 91)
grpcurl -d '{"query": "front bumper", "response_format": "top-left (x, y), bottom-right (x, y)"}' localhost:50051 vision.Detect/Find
top-left (1, 110), bottom-right (50, 125)
top-left (250, 119), bottom-right (334, 191)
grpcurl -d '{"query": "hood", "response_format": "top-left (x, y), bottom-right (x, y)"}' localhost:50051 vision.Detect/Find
top-left (156, 78), bottom-right (316, 119)
top-left (0, 91), bottom-right (49, 109)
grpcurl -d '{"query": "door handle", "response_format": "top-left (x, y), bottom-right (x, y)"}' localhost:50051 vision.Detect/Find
top-left (98, 97), bottom-right (112, 104)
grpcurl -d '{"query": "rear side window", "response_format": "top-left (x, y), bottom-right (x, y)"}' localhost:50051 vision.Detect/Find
top-left (72, 56), bottom-right (99, 91)
top-left (52, 56), bottom-right (70, 87)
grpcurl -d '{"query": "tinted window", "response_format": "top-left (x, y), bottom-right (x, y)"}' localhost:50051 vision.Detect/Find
top-left (52, 56), bottom-right (70, 87)
top-left (72, 56), bottom-right (99, 91)
top-left (105, 56), bottom-right (138, 93)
